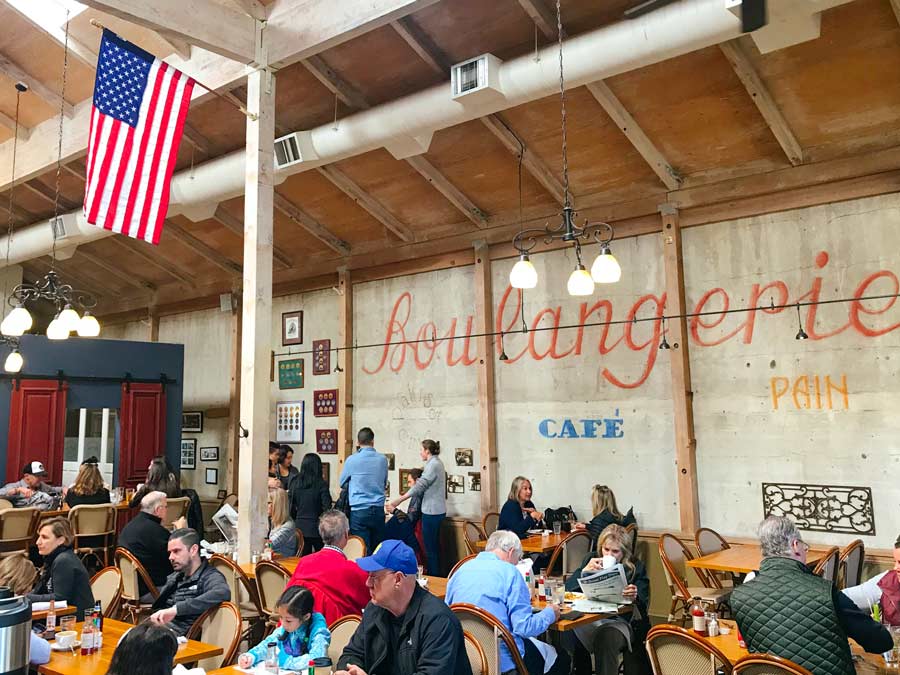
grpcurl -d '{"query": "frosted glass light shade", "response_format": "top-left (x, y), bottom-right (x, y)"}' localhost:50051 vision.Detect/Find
top-left (509, 254), bottom-right (538, 289)
top-left (590, 246), bottom-right (622, 284)
top-left (47, 315), bottom-right (69, 340)
top-left (58, 305), bottom-right (81, 331)
top-left (1, 305), bottom-right (33, 336)
top-left (4, 350), bottom-right (22, 373)
top-left (567, 265), bottom-right (595, 296)
top-left (77, 312), bottom-right (101, 337)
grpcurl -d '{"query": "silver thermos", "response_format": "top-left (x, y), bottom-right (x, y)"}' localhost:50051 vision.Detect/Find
top-left (0, 587), bottom-right (31, 675)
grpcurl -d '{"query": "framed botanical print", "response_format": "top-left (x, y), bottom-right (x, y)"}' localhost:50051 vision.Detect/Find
top-left (282, 311), bottom-right (303, 346)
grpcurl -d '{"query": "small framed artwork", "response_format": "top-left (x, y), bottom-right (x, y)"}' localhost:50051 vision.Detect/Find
top-left (316, 429), bottom-right (338, 454)
top-left (205, 467), bottom-right (219, 485)
top-left (217, 489), bottom-right (227, 500)
top-left (468, 472), bottom-right (482, 492)
top-left (312, 339), bottom-right (331, 375)
top-left (278, 358), bottom-right (304, 389)
top-left (313, 389), bottom-right (338, 417)
top-left (399, 468), bottom-right (415, 495)
top-left (276, 400), bottom-right (305, 444)
top-left (282, 310), bottom-right (304, 346)
top-left (446, 474), bottom-right (465, 494)
top-left (200, 446), bottom-right (219, 462)
top-left (182, 411), bottom-right (203, 433)
top-left (385, 481), bottom-right (390, 498)
top-left (385, 453), bottom-right (396, 471)
top-left (180, 439), bottom-right (197, 470)
top-left (455, 448), bottom-right (473, 466)
top-left (322, 462), bottom-right (330, 487)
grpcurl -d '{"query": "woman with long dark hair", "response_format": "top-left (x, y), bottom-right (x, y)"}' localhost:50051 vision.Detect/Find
top-left (107, 623), bottom-right (179, 675)
top-left (288, 453), bottom-right (332, 554)
top-left (129, 457), bottom-right (181, 508)
top-left (270, 445), bottom-right (299, 491)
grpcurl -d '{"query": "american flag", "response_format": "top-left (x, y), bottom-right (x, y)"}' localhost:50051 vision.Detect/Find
top-left (84, 30), bottom-right (195, 245)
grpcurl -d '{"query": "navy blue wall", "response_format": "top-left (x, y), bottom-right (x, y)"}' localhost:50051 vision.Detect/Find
top-left (0, 334), bottom-right (184, 483)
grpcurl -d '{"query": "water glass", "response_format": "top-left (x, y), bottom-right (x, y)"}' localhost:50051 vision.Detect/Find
top-left (59, 615), bottom-right (76, 633)
top-left (417, 564), bottom-right (424, 579)
top-left (885, 626), bottom-right (900, 667)
top-left (552, 521), bottom-right (562, 536)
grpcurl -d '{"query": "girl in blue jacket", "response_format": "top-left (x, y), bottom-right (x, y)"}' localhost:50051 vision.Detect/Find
top-left (238, 585), bottom-right (330, 670)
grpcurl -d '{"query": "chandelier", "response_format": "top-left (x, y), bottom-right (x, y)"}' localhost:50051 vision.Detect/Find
top-left (508, 0), bottom-right (622, 296)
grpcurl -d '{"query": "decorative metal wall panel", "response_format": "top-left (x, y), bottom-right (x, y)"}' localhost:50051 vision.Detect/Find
top-left (762, 483), bottom-right (875, 535)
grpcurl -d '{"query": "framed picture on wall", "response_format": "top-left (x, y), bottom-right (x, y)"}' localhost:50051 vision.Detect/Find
top-left (180, 439), bottom-right (197, 470)
top-left (278, 358), bottom-right (304, 389)
top-left (276, 400), bottom-right (304, 444)
top-left (385, 453), bottom-right (396, 471)
top-left (316, 429), bottom-right (337, 454)
top-left (217, 489), bottom-right (227, 500)
top-left (282, 311), bottom-right (303, 346)
top-left (399, 468), bottom-right (414, 495)
top-left (182, 412), bottom-right (203, 433)
top-left (312, 339), bottom-right (331, 375)
top-left (322, 462), bottom-right (330, 487)
top-left (200, 446), bottom-right (219, 461)
top-left (205, 468), bottom-right (218, 485)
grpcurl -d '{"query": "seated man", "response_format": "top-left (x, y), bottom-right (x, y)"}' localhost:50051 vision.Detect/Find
top-left (0, 462), bottom-right (64, 510)
top-left (149, 528), bottom-right (230, 636)
top-left (731, 516), bottom-right (891, 675)
top-left (445, 529), bottom-right (570, 675)
top-left (118, 491), bottom-right (175, 599)
top-left (844, 533), bottom-right (900, 620)
top-left (286, 510), bottom-right (369, 625)
top-left (335, 540), bottom-right (472, 675)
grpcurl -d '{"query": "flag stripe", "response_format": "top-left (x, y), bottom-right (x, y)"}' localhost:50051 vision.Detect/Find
top-left (87, 117), bottom-right (120, 224)
top-left (137, 64), bottom-right (178, 241)
top-left (150, 77), bottom-right (194, 244)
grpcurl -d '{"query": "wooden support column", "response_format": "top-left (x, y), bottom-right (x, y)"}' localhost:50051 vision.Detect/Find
top-left (661, 205), bottom-right (699, 532)
top-left (148, 307), bottom-right (160, 342)
top-left (225, 293), bottom-right (242, 495)
top-left (337, 267), bottom-right (354, 464)
top-left (237, 65), bottom-right (275, 564)
top-left (473, 241), bottom-right (498, 511)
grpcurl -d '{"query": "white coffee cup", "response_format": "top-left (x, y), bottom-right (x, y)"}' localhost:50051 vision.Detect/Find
top-left (601, 555), bottom-right (617, 569)
top-left (56, 630), bottom-right (77, 648)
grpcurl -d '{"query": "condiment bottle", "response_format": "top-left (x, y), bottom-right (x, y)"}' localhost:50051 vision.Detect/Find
top-left (690, 597), bottom-right (707, 636)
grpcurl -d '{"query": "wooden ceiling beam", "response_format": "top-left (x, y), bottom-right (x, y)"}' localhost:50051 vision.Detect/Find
top-left (156, 31), bottom-right (192, 60)
top-left (212, 206), bottom-right (294, 269)
top-left (164, 220), bottom-right (242, 276)
top-left (718, 40), bottom-right (804, 166)
top-left (0, 54), bottom-right (74, 118)
top-left (405, 155), bottom-right (489, 228)
top-left (33, 257), bottom-right (107, 298)
top-left (300, 56), bottom-right (370, 111)
top-left (390, 17), bottom-right (446, 75)
top-left (19, 179), bottom-right (79, 211)
top-left (182, 122), bottom-right (211, 155)
top-left (107, 236), bottom-right (196, 285)
top-left (62, 162), bottom-right (86, 182)
top-left (273, 193), bottom-right (351, 256)
top-left (0, 110), bottom-right (29, 139)
top-left (75, 249), bottom-right (157, 292)
top-left (226, 0), bottom-right (266, 20)
top-left (516, 0), bottom-right (565, 41)
top-left (3, 0), bottom-right (99, 69)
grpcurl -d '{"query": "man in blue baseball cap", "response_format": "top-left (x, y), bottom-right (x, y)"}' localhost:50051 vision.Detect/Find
top-left (335, 539), bottom-right (472, 675)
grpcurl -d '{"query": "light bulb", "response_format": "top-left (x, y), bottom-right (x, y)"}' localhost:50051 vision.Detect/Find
top-left (590, 245), bottom-right (622, 284)
top-left (58, 304), bottom-right (81, 331)
top-left (77, 312), bottom-right (101, 337)
top-left (1, 304), bottom-right (32, 336)
top-left (47, 315), bottom-right (69, 340)
top-left (509, 253), bottom-right (538, 289)
top-left (4, 349), bottom-right (22, 373)
top-left (567, 264), bottom-right (595, 296)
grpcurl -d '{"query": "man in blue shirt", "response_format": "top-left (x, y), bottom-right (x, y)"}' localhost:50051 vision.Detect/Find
top-left (445, 530), bottom-right (570, 675)
top-left (338, 427), bottom-right (388, 552)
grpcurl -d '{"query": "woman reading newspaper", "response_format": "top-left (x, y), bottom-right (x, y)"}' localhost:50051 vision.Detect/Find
top-left (565, 524), bottom-right (650, 675)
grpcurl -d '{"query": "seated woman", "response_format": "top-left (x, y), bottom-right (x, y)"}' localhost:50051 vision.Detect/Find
top-left (844, 534), bottom-right (900, 622)
top-left (27, 517), bottom-right (94, 620)
top-left (65, 457), bottom-right (110, 507)
top-left (106, 622), bottom-right (178, 675)
top-left (498, 476), bottom-right (544, 538)
top-left (583, 485), bottom-right (636, 549)
top-left (565, 524), bottom-right (650, 675)
top-left (129, 457), bottom-right (181, 508)
top-left (0, 554), bottom-right (50, 665)
top-left (268, 487), bottom-right (297, 557)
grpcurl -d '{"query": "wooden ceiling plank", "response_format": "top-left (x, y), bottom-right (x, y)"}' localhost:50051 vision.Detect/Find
top-left (2, 0), bottom-right (99, 69)
top-left (0, 110), bottom-right (29, 139)
top-left (164, 220), bottom-right (242, 275)
top-left (33, 257), bottom-right (107, 299)
top-left (300, 55), bottom-right (371, 111)
top-left (316, 165), bottom-right (416, 243)
top-left (76, 249), bottom-right (157, 291)
top-left (212, 206), bottom-right (294, 269)
top-left (107, 235), bottom-right (195, 285)
top-left (156, 31), bottom-right (192, 60)
top-left (404, 155), bottom-right (489, 228)
top-left (19, 179), bottom-right (79, 211)
top-left (0, 54), bottom-right (75, 118)
top-left (273, 192), bottom-right (351, 256)
top-left (516, 0), bottom-right (565, 41)
top-left (182, 122), bottom-right (211, 155)
top-left (226, 0), bottom-right (266, 20)
top-left (890, 0), bottom-right (900, 26)
top-left (718, 40), bottom-right (804, 166)
top-left (390, 17), bottom-right (446, 75)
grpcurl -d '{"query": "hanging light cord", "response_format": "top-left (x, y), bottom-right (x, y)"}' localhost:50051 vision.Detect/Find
top-left (50, 10), bottom-right (71, 270)
top-left (3, 86), bottom-right (24, 306)
top-left (556, 0), bottom-right (570, 208)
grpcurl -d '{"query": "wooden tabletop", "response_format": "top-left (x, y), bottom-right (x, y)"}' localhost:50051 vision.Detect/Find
top-left (686, 544), bottom-right (831, 574)
top-left (38, 618), bottom-right (223, 675)
top-left (40, 503), bottom-right (132, 518)
top-left (239, 556), bottom-right (301, 579)
top-left (33, 605), bottom-right (76, 622)
top-left (476, 532), bottom-right (565, 555)
top-left (423, 575), bottom-right (447, 599)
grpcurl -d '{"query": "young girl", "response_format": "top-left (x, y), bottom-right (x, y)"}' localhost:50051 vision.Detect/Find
top-left (238, 585), bottom-right (330, 670)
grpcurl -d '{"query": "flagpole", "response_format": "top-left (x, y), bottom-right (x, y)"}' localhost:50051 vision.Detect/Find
top-left (89, 19), bottom-right (258, 121)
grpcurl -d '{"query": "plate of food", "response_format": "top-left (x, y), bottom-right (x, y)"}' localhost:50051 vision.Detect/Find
top-left (564, 591), bottom-right (586, 602)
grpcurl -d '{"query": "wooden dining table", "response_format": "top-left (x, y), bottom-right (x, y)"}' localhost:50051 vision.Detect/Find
top-left (239, 555), bottom-right (301, 579)
top-left (476, 531), bottom-right (565, 555)
top-left (686, 544), bottom-right (832, 575)
top-left (32, 604), bottom-right (76, 622)
top-left (40, 503), bottom-right (132, 519)
top-left (37, 618), bottom-right (223, 675)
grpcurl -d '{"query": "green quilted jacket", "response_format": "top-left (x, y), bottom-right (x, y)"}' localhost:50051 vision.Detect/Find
top-left (731, 556), bottom-right (855, 675)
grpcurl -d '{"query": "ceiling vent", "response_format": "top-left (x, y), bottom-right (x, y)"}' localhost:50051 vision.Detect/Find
top-left (273, 130), bottom-right (318, 170)
top-left (49, 215), bottom-right (70, 241)
top-left (450, 54), bottom-right (504, 103)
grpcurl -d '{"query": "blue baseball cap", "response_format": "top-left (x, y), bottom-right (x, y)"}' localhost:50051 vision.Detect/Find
top-left (356, 540), bottom-right (418, 575)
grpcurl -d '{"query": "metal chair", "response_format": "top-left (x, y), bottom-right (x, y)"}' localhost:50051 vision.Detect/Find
top-left (645, 624), bottom-right (733, 675)
top-left (164, 496), bottom-right (190, 529)
top-left (838, 539), bottom-right (864, 589)
top-left (812, 546), bottom-right (840, 585)
top-left (464, 629), bottom-right (490, 675)
top-left (733, 653), bottom-right (814, 675)
top-left (89, 566), bottom-right (122, 618)
top-left (186, 601), bottom-right (243, 670)
top-left (209, 554), bottom-right (264, 643)
top-left (344, 535), bottom-right (366, 561)
top-left (463, 520), bottom-right (486, 555)
top-left (327, 614), bottom-right (362, 665)
top-left (0, 507), bottom-right (40, 556)
top-left (545, 530), bottom-right (591, 579)
top-left (114, 547), bottom-right (159, 623)
top-left (68, 504), bottom-right (117, 567)
top-left (449, 553), bottom-right (478, 579)
top-left (295, 529), bottom-right (305, 557)
top-left (482, 512), bottom-right (500, 538)
top-left (255, 559), bottom-right (291, 634)
top-left (451, 603), bottom-right (529, 675)
top-left (658, 533), bottom-right (730, 624)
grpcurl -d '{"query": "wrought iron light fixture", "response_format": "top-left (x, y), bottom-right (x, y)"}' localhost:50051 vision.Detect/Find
top-left (509, 0), bottom-right (622, 296)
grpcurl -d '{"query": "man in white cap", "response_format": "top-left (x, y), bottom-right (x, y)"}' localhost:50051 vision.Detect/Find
top-left (0, 461), bottom-right (65, 510)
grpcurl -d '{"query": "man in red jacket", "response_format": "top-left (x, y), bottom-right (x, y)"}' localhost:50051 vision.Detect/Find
top-left (285, 509), bottom-right (369, 625)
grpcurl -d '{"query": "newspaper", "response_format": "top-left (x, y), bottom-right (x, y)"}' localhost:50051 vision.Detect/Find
top-left (211, 503), bottom-right (238, 544)
top-left (577, 563), bottom-right (631, 605)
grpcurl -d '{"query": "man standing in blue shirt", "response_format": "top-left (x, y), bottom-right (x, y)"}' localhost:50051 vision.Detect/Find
top-left (445, 530), bottom-right (570, 675)
top-left (339, 427), bottom-right (388, 552)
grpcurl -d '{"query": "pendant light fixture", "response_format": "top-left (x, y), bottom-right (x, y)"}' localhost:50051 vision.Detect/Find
top-left (509, 0), bottom-right (622, 295)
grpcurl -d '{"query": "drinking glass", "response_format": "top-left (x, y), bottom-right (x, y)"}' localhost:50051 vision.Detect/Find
top-left (59, 615), bottom-right (76, 633)
top-left (417, 564), bottom-right (424, 579)
top-left (886, 626), bottom-right (900, 667)
top-left (552, 521), bottom-right (562, 536)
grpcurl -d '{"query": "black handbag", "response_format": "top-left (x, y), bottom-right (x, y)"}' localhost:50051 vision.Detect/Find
top-left (334, 479), bottom-right (351, 517)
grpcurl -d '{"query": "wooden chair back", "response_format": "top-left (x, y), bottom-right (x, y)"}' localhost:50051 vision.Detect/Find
top-left (344, 535), bottom-right (366, 561)
top-left (0, 499), bottom-right (13, 511)
top-left (812, 546), bottom-right (840, 585)
top-left (482, 512), bottom-right (500, 538)
top-left (0, 507), bottom-right (40, 555)
top-left (733, 653), bottom-right (814, 675)
top-left (659, 533), bottom-right (699, 600)
top-left (164, 497), bottom-right (190, 529)
top-left (695, 527), bottom-right (730, 557)
top-left (645, 624), bottom-right (733, 675)
top-left (463, 629), bottom-right (490, 675)
top-left (222, 493), bottom-right (238, 509)
top-left (838, 539), bottom-right (864, 589)
top-left (209, 554), bottom-right (263, 615)
top-left (254, 560), bottom-right (290, 620)
top-left (546, 530), bottom-right (590, 578)
top-left (449, 553), bottom-right (478, 579)
top-left (295, 529), bottom-right (305, 557)
top-left (450, 602), bottom-right (529, 675)
top-left (114, 547), bottom-right (159, 622)
top-left (624, 523), bottom-right (638, 552)
top-left (463, 520), bottom-right (485, 555)
top-left (186, 601), bottom-right (243, 670)
top-left (327, 614), bottom-right (362, 665)
top-left (69, 504), bottom-right (117, 565)
top-left (89, 566), bottom-right (122, 617)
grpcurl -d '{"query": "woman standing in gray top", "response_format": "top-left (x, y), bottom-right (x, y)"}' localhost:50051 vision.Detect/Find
top-left (387, 439), bottom-right (446, 575)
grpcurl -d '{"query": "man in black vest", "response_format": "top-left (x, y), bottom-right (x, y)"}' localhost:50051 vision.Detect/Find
top-left (732, 516), bottom-right (891, 675)
top-left (118, 491), bottom-right (174, 599)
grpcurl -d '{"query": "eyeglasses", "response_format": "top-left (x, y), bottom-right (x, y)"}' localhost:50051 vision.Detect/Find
top-left (793, 539), bottom-right (810, 553)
